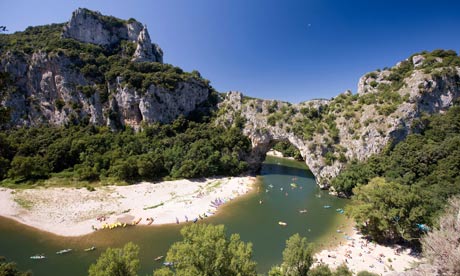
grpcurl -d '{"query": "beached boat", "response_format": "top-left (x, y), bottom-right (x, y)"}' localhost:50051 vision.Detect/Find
top-left (132, 217), bottom-right (142, 225)
top-left (154, 255), bottom-right (164, 261)
top-left (163, 262), bottom-right (173, 267)
top-left (146, 218), bottom-right (154, 225)
top-left (84, 246), bottom-right (96, 252)
top-left (278, 221), bottom-right (287, 226)
top-left (56, 249), bottom-right (72, 255)
top-left (30, 254), bottom-right (45, 260)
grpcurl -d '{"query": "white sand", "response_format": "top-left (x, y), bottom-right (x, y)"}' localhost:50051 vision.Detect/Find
top-left (0, 176), bottom-right (256, 237)
top-left (266, 149), bottom-right (294, 160)
top-left (313, 228), bottom-right (421, 275)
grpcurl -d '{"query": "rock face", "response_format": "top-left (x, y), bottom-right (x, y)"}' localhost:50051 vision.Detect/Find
top-left (62, 8), bottom-right (162, 62)
top-left (132, 27), bottom-right (163, 63)
top-left (0, 9), bottom-right (208, 129)
top-left (218, 56), bottom-right (460, 188)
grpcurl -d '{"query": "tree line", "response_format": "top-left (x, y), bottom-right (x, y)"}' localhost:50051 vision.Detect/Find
top-left (0, 116), bottom-right (251, 184)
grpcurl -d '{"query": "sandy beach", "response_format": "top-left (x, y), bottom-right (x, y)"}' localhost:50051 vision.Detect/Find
top-left (313, 227), bottom-right (421, 275)
top-left (0, 176), bottom-right (256, 237)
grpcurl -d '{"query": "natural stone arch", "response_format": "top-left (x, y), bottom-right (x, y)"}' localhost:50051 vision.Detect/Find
top-left (243, 122), bottom-right (330, 188)
top-left (218, 63), bottom-right (460, 188)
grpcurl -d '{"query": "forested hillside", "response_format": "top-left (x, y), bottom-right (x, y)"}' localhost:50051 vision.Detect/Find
top-left (332, 105), bottom-right (460, 244)
top-left (0, 117), bottom-right (251, 184)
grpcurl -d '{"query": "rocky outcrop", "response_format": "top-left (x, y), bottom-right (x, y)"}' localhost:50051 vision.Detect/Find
top-left (218, 56), bottom-right (460, 188)
top-left (0, 9), bottom-right (209, 129)
top-left (0, 50), bottom-right (209, 129)
top-left (132, 27), bottom-right (163, 63)
top-left (109, 78), bottom-right (209, 127)
top-left (62, 8), bottom-right (162, 63)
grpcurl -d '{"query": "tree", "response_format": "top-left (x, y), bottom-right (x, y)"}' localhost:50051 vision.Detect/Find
top-left (0, 258), bottom-right (32, 276)
top-left (349, 177), bottom-right (428, 243)
top-left (281, 234), bottom-right (314, 276)
top-left (88, 242), bottom-right (140, 276)
top-left (307, 264), bottom-right (332, 276)
top-left (332, 263), bottom-right (352, 276)
top-left (8, 156), bottom-right (50, 180)
top-left (152, 268), bottom-right (174, 276)
top-left (421, 196), bottom-right (460, 275)
top-left (153, 224), bottom-right (257, 276)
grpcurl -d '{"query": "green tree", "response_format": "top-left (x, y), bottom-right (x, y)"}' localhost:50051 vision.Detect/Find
top-left (88, 242), bottom-right (140, 276)
top-left (332, 264), bottom-right (352, 276)
top-left (307, 264), bottom-right (332, 276)
top-left (349, 177), bottom-right (428, 242)
top-left (8, 156), bottom-right (49, 180)
top-left (281, 234), bottom-right (314, 276)
top-left (154, 224), bottom-right (257, 276)
top-left (152, 268), bottom-right (174, 276)
top-left (0, 258), bottom-right (32, 276)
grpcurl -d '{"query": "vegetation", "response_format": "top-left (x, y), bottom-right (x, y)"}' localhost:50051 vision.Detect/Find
top-left (276, 234), bottom-right (314, 276)
top-left (272, 141), bottom-right (303, 160)
top-left (420, 196), bottom-right (460, 275)
top-left (88, 242), bottom-right (140, 276)
top-left (0, 257), bottom-right (32, 276)
top-left (0, 117), bottom-right (251, 184)
top-left (332, 106), bottom-right (460, 244)
top-left (153, 224), bottom-right (257, 276)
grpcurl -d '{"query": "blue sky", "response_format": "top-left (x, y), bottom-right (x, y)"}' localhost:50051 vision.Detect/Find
top-left (1, 0), bottom-right (460, 103)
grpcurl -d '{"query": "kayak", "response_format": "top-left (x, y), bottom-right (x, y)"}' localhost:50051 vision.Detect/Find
top-left (56, 249), bottom-right (72, 254)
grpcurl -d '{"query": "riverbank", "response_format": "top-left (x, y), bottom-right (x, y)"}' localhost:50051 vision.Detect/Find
top-left (313, 227), bottom-right (421, 275)
top-left (0, 176), bottom-right (256, 237)
top-left (266, 149), bottom-right (295, 160)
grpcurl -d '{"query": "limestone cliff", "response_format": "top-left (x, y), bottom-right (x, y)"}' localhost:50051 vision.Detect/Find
top-left (62, 8), bottom-right (162, 62)
top-left (0, 9), bottom-right (209, 129)
top-left (218, 51), bottom-right (460, 188)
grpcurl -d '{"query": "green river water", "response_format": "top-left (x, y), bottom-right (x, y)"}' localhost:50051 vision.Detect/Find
top-left (0, 156), bottom-right (349, 275)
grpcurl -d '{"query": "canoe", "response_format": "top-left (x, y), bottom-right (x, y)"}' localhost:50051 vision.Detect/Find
top-left (56, 249), bottom-right (72, 254)
top-left (154, 255), bottom-right (164, 261)
top-left (278, 221), bottom-right (287, 226)
top-left (84, 246), bottom-right (96, 252)
top-left (30, 255), bottom-right (45, 260)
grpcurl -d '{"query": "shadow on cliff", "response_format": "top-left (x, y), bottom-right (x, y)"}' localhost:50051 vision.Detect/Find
top-left (260, 163), bottom-right (315, 179)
